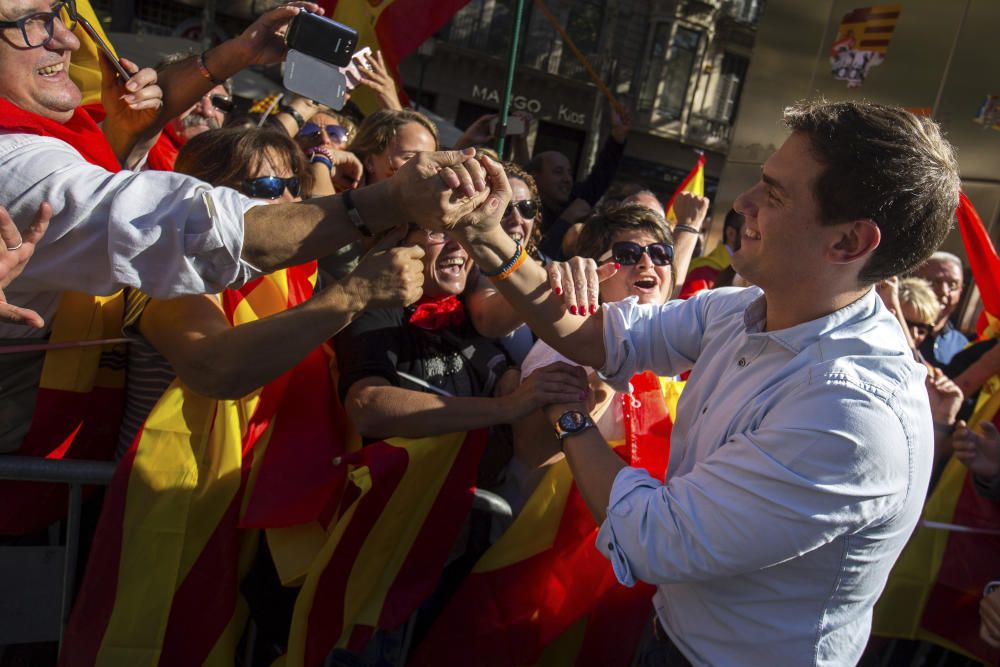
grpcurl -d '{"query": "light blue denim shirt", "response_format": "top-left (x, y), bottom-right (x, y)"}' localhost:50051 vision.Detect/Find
top-left (597, 287), bottom-right (932, 667)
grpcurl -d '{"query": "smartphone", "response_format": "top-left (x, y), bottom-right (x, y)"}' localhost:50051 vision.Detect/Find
top-left (76, 15), bottom-right (131, 81)
top-left (286, 11), bottom-right (357, 68)
top-left (340, 47), bottom-right (372, 91)
top-left (283, 49), bottom-right (349, 110)
top-left (490, 116), bottom-right (526, 137)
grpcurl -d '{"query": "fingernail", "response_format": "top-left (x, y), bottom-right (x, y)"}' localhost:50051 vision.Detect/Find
top-left (554, 287), bottom-right (562, 295)
top-left (590, 304), bottom-right (597, 314)
top-left (122, 94), bottom-right (135, 103)
top-left (614, 262), bottom-right (621, 270)
top-left (569, 305), bottom-right (577, 315)
top-left (126, 80), bottom-right (138, 91)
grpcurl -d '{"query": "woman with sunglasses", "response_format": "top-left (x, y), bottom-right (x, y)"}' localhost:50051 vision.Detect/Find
top-left (114, 126), bottom-right (426, 455)
top-left (497, 203), bottom-right (676, 516)
top-left (296, 110), bottom-right (362, 196)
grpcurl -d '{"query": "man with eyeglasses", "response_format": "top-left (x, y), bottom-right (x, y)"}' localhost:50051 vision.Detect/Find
top-left (0, 0), bottom-right (492, 448)
top-left (437, 100), bottom-right (960, 665)
top-left (910, 251), bottom-right (969, 368)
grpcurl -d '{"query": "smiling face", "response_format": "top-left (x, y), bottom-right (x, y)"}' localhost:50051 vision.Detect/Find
top-left (0, 0), bottom-right (82, 122)
top-left (600, 230), bottom-right (673, 305)
top-left (405, 227), bottom-right (470, 299)
top-left (731, 132), bottom-right (838, 293)
top-left (365, 121), bottom-right (437, 184)
top-left (913, 258), bottom-right (963, 328)
top-left (243, 148), bottom-right (301, 204)
top-left (174, 84), bottom-right (228, 142)
top-left (501, 177), bottom-right (537, 246)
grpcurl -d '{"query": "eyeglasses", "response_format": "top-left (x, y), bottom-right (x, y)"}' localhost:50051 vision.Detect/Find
top-left (605, 241), bottom-right (674, 266)
top-left (905, 320), bottom-right (934, 337)
top-left (241, 175), bottom-right (300, 200)
top-left (209, 95), bottom-right (233, 113)
top-left (298, 122), bottom-right (349, 145)
top-left (503, 199), bottom-right (538, 220)
top-left (0, 0), bottom-right (76, 49)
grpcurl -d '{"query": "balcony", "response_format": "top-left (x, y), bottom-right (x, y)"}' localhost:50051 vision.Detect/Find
top-left (685, 113), bottom-right (732, 150)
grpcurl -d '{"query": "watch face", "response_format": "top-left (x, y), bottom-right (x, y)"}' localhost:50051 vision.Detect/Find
top-left (558, 410), bottom-right (588, 433)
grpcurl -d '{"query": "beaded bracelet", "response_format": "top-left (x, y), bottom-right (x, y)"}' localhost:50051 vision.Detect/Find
top-left (674, 223), bottom-right (701, 235)
top-left (197, 50), bottom-right (224, 86)
top-left (481, 241), bottom-right (526, 283)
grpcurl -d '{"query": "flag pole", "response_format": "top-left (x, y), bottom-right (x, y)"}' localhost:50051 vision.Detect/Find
top-left (496, 0), bottom-right (526, 157)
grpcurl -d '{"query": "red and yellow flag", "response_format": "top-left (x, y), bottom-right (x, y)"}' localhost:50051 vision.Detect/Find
top-left (872, 194), bottom-right (1000, 663)
top-left (315, 0), bottom-right (471, 113)
top-left (664, 153), bottom-right (704, 227)
top-left (285, 428), bottom-right (487, 665)
top-left (411, 373), bottom-right (683, 666)
top-left (678, 242), bottom-right (731, 299)
top-left (61, 264), bottom-right (328, 667)
top-left (66, 0), bottom-right (117, 105)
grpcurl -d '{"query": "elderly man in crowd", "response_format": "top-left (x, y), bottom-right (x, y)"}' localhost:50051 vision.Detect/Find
top-left (911, 251), bottom-right (969, 367)
top-left (442, 100), bottom-right (960, 666)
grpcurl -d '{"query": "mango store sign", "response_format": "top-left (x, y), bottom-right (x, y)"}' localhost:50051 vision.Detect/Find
top-left (471, 85), bottom-right (587, 126)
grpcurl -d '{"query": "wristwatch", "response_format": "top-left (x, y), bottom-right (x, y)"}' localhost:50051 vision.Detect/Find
top-left (554, 410), bottom-right (596, 442)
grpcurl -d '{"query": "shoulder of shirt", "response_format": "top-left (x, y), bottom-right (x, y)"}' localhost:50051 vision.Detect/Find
top-left (0, 132), bottom-right (85, 160)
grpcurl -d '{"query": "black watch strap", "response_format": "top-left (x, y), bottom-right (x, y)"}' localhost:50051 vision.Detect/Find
top-left (343, 188), bottom-right (373, 238)
top-left (278, 103), bottom-right (306, 130)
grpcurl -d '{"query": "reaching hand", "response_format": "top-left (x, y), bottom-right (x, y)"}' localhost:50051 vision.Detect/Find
top-left (238, 2), bottom-right (323, 66)
top-left (876, 276), bottom-right (901, 314)
top-left (672, 191), bottom-right (710, 229)
top-left (390, 148), bottom-right (489, 231)
top-left (356, 50), bottom-right (403, 111)
top-left (340, 226), bottom-right (425, 310)
top-left (453, 114), bottom-right (497, 150)
top-left (925, 367), bottom-right (963, 427)
top-left (0, 204), bottom-right (50, 328)
top-left (562, 198), bottom-right (592, 224)
top-left (610, 104), bottom-right (633, 143)
top-left (546, 256), bottom-right (619, 317)
top-left (952, 420), bottom-right (1000, 479)
top-left (329, 149), bottom-right (364, 191)
top-left (502, 361), bottom-right (590, 421)
top-left (100, 57), bottom-right (163, 163)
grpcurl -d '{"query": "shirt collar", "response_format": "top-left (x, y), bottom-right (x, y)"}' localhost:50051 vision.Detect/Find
top-left (743, 287), bottom-right (879, 354)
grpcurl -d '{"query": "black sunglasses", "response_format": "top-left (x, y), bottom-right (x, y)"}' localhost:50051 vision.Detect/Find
top-left (609, 241), bottom-right (674, 266)
top-left (210, 95), bottom-right (234, 113)
top-left (503, 199), bottom-right (538, 220)
top-left (241, 176), bottom-right (300, 200)
top-left (905, 320), bottom-right (933, 337)
top-left (0, 0), bottom-right (76, 49)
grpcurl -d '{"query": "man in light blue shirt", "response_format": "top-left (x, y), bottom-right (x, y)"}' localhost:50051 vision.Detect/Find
top-left (440, 100), bottom-right (962, 665)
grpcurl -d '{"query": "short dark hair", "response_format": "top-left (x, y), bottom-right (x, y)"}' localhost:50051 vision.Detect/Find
top-left (783, 100), bottom-right (960, 284)
top-left (174, 127), bottom-right (308, 193)
top-left (575, 203), bottom-right (675, 293)
top-left (723, 209), bottom-right (744, 235)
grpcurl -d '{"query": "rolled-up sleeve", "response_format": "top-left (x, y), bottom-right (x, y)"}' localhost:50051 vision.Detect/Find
top-left (595, 377), bottom-right (912, 586)
top-left (0, 134), bottom-right (264, 299)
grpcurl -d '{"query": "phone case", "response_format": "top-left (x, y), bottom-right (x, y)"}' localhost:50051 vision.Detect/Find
top-left (283, 50), bottom-right (349, 111)
top-left (286, 12), bottom-right (357, 67)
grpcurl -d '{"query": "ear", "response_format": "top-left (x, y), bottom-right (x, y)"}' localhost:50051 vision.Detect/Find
top-left (828, 218), bottom-right (880, 265)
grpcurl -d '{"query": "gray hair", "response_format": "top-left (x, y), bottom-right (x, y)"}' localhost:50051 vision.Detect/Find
top-left (925, 251), bottom-right (963, 272)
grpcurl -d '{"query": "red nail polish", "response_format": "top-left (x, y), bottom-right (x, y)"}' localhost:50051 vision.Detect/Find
top-left (614, 262), bottom-right (621, 270)
top-left (590, 304), bottom-right (597, 315)
top-left (554, 287), bottom-right (562, 295)
top-left (569, 305), bottom-right (577, 315)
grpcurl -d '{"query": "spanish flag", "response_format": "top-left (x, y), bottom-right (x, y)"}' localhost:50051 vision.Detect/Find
top-left (410, 373), bottom-right (683, 666)
top-left (61, 264), bottom-right (327, 667)
top-left (664, 153), bottom-right (705, 227)
top-left (871, 194), bottom-right (1000, 663)
top-left (285, 429), bottom-right (487, 665)
top-left (315, 0), bottom-right (471, 113)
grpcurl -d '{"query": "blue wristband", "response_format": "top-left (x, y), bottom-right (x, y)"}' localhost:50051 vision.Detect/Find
top-left (309, 153), bottom-right (333, 171)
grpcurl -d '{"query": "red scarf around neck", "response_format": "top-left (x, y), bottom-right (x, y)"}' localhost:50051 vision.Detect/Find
top-left (408, 295), bottom-right (465, 332)
top-left (0, 99), bottom-right (120, 172)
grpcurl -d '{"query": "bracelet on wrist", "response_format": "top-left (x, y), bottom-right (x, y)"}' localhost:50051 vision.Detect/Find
top-left (310, 154), bottom-right (334, 171)
top-left (197, 50), bottom-right (224, 86)
top-left (278, 103), bottom-right (306, 130)
top-left (674, 223), bottom-right (701, 235)
top-left (480, 241), bottom-right (526, 283)
top-left (342, 188), bottom-right (373, 238)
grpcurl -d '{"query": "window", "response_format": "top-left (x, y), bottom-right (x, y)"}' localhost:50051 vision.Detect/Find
top-left (714, 53), bottom-right (749, 121)
top-left (638, 25), bottom-right (702, 121)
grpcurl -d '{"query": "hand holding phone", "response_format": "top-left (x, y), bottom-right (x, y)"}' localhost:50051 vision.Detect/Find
top-left (75, 13), bottom-right (131, 81)
top-left (340, 47), bottom-right (372, 91)
top-left (286, 11), bottom-right (358, 67)
top-left (490, 116), bottom-right (526, 137)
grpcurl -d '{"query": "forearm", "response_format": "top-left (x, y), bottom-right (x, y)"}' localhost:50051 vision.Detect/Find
top-left (347, 385), bottom-right (510, 439)
top-left (561, 420), bottom-right (625, 522)
top-left (242, 180), bottom-right (398, 271)
top-left (956, 345), bottom-right (1000, 396)
top-left (467, 278), bottom-right (524, 338)
top-left (457, 226), bottom-right (606, 368)
top-left (154, 41), bottom-right (252, 135)
top-left (670, 228), bottom-right (699, 296)
top-left (173, 285), bottom-right (362, 398)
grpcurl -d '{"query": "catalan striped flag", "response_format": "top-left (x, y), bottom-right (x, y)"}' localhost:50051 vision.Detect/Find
top-left (61, 264), bottom-right (329, 667)
top-left (664, 153), bottom-right (705, 227)
top-left (285, 429), bottom-right (487, 665)
top-left (410, 373), bottom-right (684, 666)
top-left (315, 0), bottom-right (470, 113)
top-left (834, 4), bottom-right (902, 54)
top-left (871, 194), bottom-right (1000, 663)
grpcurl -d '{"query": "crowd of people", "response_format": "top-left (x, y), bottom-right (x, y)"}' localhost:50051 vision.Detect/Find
top-left (2, 1), bottom-right (1000, 666)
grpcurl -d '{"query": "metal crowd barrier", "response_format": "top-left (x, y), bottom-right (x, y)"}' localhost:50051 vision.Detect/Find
top-left (0, 456), bottom-right (116, 650)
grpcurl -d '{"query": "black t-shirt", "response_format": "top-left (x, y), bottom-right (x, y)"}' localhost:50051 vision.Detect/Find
top-left (334, 303), bottom-right (511, 402)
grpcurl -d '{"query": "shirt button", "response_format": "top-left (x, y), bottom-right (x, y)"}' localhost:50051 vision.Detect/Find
top-left (608, 543), bottom-right (614, 551)
top-left (738, 357), bottom-right (747, 367)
